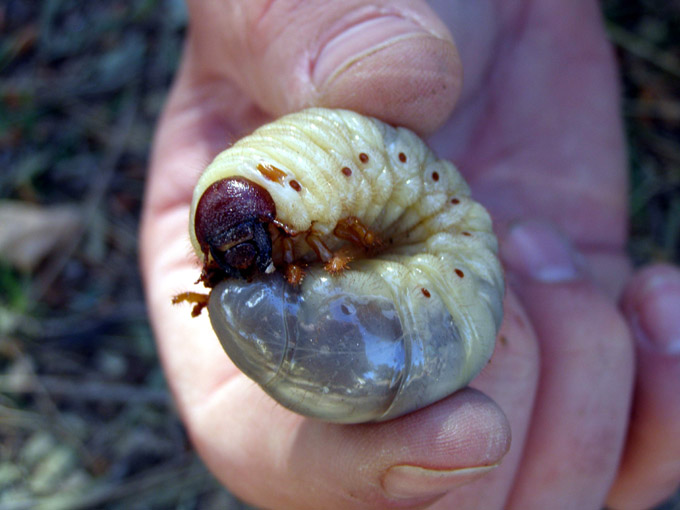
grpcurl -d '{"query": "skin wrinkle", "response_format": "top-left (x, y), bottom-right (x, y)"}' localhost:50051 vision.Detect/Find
top-left (251, 2), bottom-right (311, 58)
top-left (253, 0), bottom-right (305, 30)
top-left (325, 35), bottom-right (456, 97)
top-left (189, 373), bottom-right (256, 431)
top-left (308, 5), bottom-right (450, 86)
top-left (314, 30), bottom-right (440, 92)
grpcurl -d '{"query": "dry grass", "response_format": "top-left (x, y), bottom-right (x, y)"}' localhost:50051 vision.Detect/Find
top-left (0, 0), bottom-right (678, 508)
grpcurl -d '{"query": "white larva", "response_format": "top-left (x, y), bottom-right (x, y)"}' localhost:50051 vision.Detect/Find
top-left (184, 108), bottom-right (504, 423)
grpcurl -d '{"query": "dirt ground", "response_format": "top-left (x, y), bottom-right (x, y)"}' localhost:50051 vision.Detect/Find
top-left (0, 1), bottom-right (678, 509)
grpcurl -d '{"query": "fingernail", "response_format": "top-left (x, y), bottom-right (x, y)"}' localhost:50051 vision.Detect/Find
top-left (502, 221), bottom-right (581, 282)
top-left (634, 271), bottom-right (680, 355)
top-left (382, 464), bottom-right (498, 499)
top-left (313, 15), bottom-right (442, 87)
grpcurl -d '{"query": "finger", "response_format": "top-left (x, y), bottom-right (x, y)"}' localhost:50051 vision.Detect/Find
top-left (185, 0), bottom-right (462, 134)
top-left (501, 221), bottom-right (635, 509)
top-left (192, 384), bottom-right (510, 510)
top-left (607, 264), bottom-right (680, 510)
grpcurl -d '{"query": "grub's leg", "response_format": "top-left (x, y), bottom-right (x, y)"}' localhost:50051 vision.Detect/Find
top-left (324, 250), bottom-right (353, 274)
top-left (333, 216), bottom-right (382, 250)
top-left (306, 233), bottom-right (352, 274)
top-left (285, 264), bottom-right (305, 285)
top-left (281, 235), bottom-right (305, 285)
top-left (172, 291), bottom-right (210, 317)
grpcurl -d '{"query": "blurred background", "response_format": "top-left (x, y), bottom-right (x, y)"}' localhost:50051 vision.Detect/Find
top-left (0, 1), bottom-right (678, 509)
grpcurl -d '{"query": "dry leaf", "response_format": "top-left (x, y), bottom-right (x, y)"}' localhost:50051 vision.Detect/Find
top-left (0, 201), bottom-right (81, 272)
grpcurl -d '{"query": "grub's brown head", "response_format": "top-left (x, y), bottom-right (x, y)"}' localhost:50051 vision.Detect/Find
top-left (194, 177), bottom-right (276, 280)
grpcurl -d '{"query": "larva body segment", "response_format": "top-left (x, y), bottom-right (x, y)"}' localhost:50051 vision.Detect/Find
top-left (188, 108), bottom-right (504, 423)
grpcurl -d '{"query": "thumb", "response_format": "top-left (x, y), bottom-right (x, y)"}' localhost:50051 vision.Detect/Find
top-left (185, 0), bottom-right (461, 134)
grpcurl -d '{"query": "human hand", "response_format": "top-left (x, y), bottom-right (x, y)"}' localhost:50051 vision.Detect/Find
top-left (140, 1), bottom-right (680, 508)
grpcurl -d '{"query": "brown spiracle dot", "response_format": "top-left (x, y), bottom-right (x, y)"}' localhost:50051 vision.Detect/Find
top-left (257, 163), bottom-right (287, 184)
top-left (359, 153), bottom-right (369, 163)
top-left (462, 231), bottom-right (472, 237)
top-left (451, 198), bottom-right (460, 205)
top-left (455, 269), bottom-right (465, 278)
top-left (432, 172), bottom-right (439, 182)
top-left (421, 288), bottom-right (431, 298)
top-left (398, 152), bottom-right (407, 163)
top-left (341, 167), bottom-right (352, 177)
top-left (289, 180), bottom-right (302, 192)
